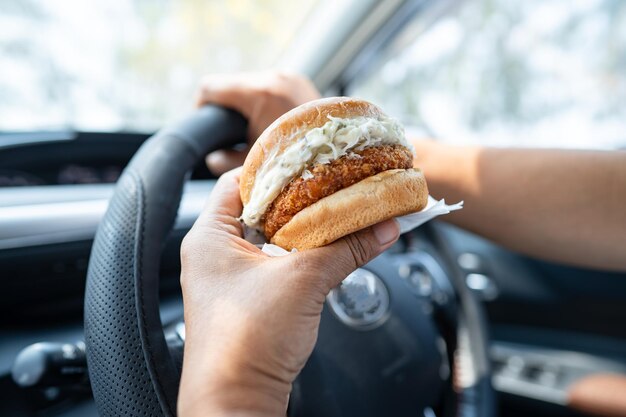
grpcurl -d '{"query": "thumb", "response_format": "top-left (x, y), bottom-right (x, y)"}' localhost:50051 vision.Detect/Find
top-left (293, 219), bottom-right (400, 290)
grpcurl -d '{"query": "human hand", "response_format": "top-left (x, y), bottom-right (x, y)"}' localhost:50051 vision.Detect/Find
top-left (178, 169), bottom-right (400, 417)
top-left (196, 72), bottom-right (321, 175)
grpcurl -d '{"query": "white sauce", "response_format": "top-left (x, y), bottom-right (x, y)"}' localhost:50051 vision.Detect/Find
top-left (242, 115), bottom-right (410, 229)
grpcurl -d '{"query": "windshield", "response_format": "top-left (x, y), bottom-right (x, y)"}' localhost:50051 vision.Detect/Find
top-left (0, 0), bottom-right (318, 133)
top-left (349, 0), bottom-right (626, 149)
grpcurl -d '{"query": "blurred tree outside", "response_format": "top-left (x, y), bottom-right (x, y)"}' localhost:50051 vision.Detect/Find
top-left (2, 0), bottom-right (625, 149)
top-left (352, 0), bottom-right (626, 149)
top-left (0, 0), bottom-right (318, 132)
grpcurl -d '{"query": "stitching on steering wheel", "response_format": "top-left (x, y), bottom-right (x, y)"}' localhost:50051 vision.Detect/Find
top-left (131, 169), bottom-right (176, 417)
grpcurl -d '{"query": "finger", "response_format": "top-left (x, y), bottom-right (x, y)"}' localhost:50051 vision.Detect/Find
top-left (291, 219), bottom-right (400, 290)
top-left (195, 74), bottom-right (266, 143)
top-left (189, 167), bottom-right (264, 254)
top-left (205, 148), bottom-right (248, 175)
top-left (195, 73), bottom-right (256, 115)
top-left (197, 168), bottom-right (243, 224)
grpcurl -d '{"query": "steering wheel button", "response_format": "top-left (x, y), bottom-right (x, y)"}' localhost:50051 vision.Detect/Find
top-left (400, 265), bottom-right (428, 296)
top-left (457, 252), bottom-right (483, 270)
top-left (466, 273), bottom-right (499, 301)
top-left (327, 268), bottom-right (390, 330)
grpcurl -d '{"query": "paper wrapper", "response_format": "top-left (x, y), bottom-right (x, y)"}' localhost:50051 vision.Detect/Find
top-left (244, 196), bottom-right (463, 256)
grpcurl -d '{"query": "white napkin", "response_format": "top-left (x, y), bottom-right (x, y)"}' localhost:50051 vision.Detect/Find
top-left (248, 196), bottom-right (463, 256)
top-left (395, 196), bottom-right (463, 234)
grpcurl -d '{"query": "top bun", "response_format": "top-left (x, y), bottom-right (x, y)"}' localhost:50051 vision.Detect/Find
top-left (239, 97), bottom-right (386, 205)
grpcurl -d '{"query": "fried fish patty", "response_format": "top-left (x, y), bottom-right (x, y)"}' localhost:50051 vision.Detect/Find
top-left (264, 144), bottom-right (413, 238)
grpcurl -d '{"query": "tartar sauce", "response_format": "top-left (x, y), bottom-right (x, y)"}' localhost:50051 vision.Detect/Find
top-left (242, 115), bottom-right (409, 228)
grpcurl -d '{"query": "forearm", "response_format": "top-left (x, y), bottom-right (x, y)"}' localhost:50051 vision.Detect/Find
top-left (413, 140), bottom-right (626, 271)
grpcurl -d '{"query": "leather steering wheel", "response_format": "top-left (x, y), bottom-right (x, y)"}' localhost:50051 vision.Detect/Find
top-left (84, 106), bottom-right (495, 417)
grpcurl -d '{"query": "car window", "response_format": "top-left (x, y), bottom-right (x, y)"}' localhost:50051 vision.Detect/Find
top-left (348, 0), bottom-right (626, 149)
top-left (0, 0), bottom-right (320, 133)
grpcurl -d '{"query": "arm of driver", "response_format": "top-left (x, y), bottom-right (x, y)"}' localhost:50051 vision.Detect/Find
top-left (412, 140), bottom-right (626, 271)
top-left (178, 169), bottom-right (399, 417)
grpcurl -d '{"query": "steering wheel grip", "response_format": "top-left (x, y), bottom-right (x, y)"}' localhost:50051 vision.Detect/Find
top-left (84, 107), bottom-right (247, 417)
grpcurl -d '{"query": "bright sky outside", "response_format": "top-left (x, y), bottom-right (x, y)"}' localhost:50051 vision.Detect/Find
top-left (0, 0), bottom-right (318, 132)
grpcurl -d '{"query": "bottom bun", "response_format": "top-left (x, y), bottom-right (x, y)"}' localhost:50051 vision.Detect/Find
top-left (270, 168), bottom-right (428, 250)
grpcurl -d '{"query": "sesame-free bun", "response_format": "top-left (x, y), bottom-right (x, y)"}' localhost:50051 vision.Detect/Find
top-left (270, 169), bottom-right (428, 250)
top-left (240, 97), bottom-right (385, 205)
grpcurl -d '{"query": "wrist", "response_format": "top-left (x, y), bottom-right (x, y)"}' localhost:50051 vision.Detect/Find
top-left (179, 341), bottom-right (290, 417)
top-left (179, 376), bottom-right (288, 417)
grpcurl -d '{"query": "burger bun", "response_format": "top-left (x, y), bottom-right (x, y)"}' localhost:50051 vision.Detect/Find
top-left (270, 168), bottom-right (428, 250)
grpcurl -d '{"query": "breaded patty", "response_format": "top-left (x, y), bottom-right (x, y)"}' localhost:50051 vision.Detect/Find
top-left (264, 144), bottom-right (413, 238)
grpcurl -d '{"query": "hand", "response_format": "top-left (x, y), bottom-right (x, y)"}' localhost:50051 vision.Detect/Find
top-left (178, 169), bottom-right (400, 417)
top-left (196, 72), bottom-right (321, 174)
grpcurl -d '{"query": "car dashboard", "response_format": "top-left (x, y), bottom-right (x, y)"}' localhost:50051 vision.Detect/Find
top-left (1, 134), bottom-right (626, 417)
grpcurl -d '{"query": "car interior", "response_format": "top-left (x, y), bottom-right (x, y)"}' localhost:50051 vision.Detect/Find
top-left (2, 0), bottom-right (625, 416)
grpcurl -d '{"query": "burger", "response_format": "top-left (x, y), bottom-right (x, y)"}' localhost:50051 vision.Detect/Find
top-left (239, 97), bottom-right (428, 250)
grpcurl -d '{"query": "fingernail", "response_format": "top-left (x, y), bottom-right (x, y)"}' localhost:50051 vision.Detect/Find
top-left (373, 219), bottom-right (400, 245)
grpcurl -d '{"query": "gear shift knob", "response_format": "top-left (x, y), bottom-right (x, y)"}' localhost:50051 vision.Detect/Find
top-left (11, 342), bottom-right (87, 389)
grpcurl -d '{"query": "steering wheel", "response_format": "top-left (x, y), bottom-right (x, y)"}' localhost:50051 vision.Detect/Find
top-left (84, 106), bottom-right (495, 417)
